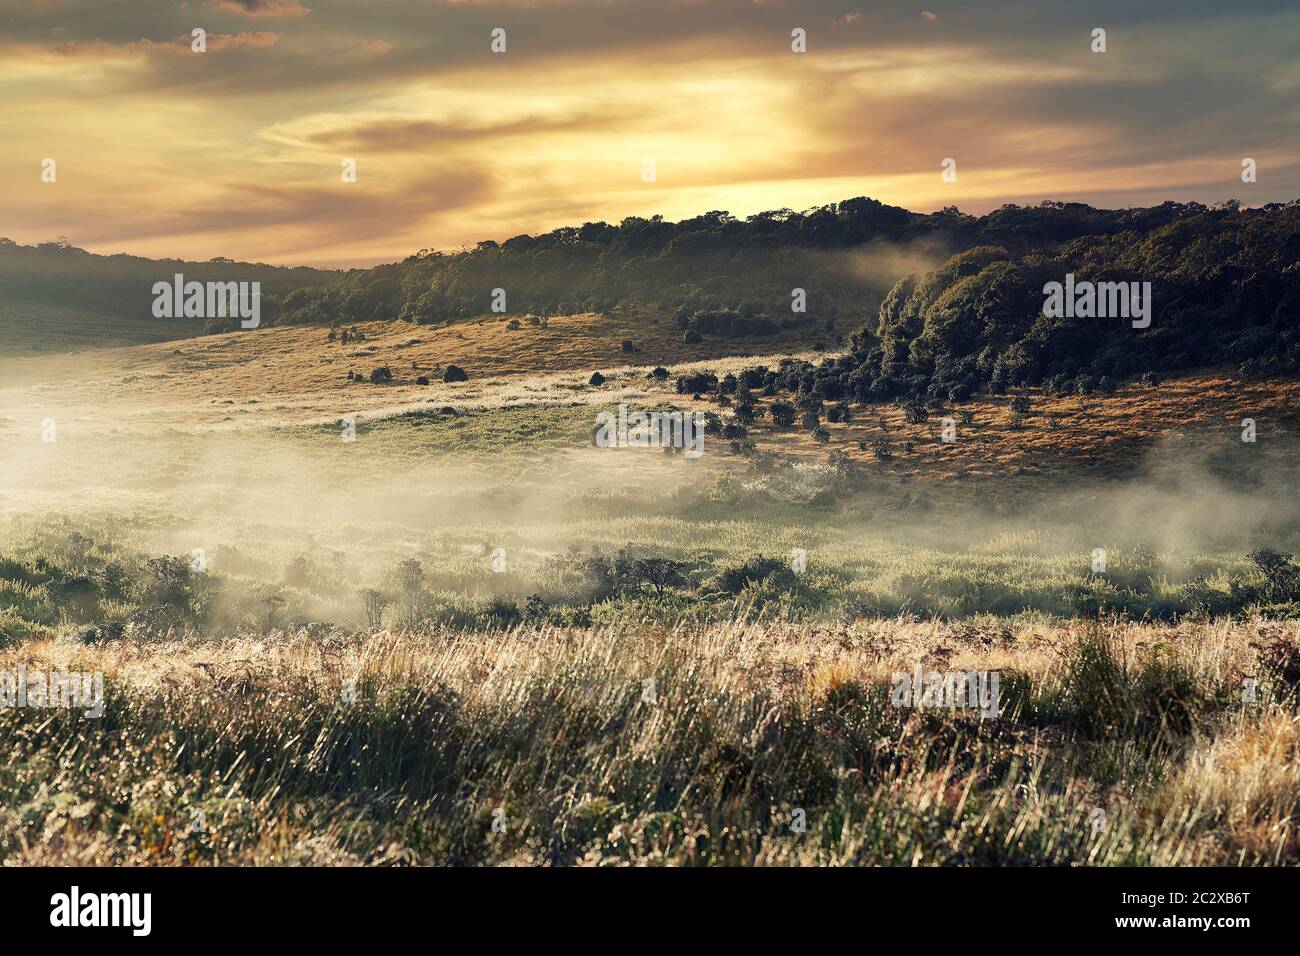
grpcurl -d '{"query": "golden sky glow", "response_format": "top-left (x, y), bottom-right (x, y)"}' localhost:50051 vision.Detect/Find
top-left (1, 0), bottom-right (1297, 267)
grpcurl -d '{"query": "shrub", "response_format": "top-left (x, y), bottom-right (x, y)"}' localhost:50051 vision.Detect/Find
top-left (709, 555), bottom-right (797, 595)
top-left (1248, 548), bottom-right (1300, 602)
top-left (369, 366), bottom-right (393, 384)
top-left (676, 371), bottom-right (718, 394)
top-left (1019, 632), bottom-right (1210, 739)
top-left (769, 401), bottom-right (796, 427)
top-left (522, 593), bottom-right (549, 622)
top-left (547, 550), bottom-right (689, 604)
top-left (138, 555), bottom-right (206, 625)
top-left (443, 365), bottom-right (468, 383)
top-left (589, 372), bottom-right (606, 386)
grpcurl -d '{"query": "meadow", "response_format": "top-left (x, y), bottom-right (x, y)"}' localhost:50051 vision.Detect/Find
top-left (3, 308), bottom-right (1300, 866)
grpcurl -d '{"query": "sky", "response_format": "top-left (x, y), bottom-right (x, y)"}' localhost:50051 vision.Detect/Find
top-left (1, 0), bottom-right (1297, 268)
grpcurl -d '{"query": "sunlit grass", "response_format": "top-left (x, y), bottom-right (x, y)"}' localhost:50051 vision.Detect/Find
top-left (0, 617), bottom-right (1294, 865)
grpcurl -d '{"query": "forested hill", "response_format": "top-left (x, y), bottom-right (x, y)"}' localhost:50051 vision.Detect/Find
top-left (268, 196), bottom-right (1300, 402)
top-left (272, 197), bottom-right (1241, 330)
top-left (834, 200), bottom-right (1300, 404)
top-left (0, 238), bottom-right (333, 326)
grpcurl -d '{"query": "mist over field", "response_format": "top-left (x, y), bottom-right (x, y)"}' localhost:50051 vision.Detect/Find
top-left (3, 199), bottom-right (1300, 871)
top-left (5, 345), bottom-right (1300, 633)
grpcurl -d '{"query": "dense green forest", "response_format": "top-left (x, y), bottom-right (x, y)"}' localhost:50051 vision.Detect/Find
top-left (836, 200), bottom-right (1300, 403)
top-left (272, 196), bottom-right (1300, 401)
top-left (274, 197), bottom-right (1234, 330)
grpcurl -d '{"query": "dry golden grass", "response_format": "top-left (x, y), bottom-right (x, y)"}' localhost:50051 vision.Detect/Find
top-left (4, 304), bottom-right (1295, 495)
top-left (2, 616), bottom-right (1295, 865)
top-left (734, 374), bottom-right (1300, 475)
top-left (0, 311), bottom-right (824, 433)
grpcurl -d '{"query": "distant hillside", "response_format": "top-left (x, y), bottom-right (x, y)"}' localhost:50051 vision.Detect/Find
top-left (0, 300), bottom-right (208, 356)
top-left (0, 238), bottom-right (335, 346)
top-left (271, 197), bottom-right (1233, 335)
top-left (266, 196), bottom-right (1300, 404)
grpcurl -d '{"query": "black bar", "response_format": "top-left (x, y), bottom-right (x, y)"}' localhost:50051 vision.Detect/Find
top-left (0, 866), bottom-right (1278, 942)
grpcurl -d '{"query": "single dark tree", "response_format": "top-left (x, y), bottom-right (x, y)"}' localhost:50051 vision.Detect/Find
top-left (630, 557), bottom-right (687, 597)
top-left (903, 402), bottom-right (928, 424)
top-left (769, 401), bottom-right (797, 428)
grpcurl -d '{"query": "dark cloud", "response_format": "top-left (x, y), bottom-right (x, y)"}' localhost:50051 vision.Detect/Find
top-left (214, 0), bottom-right (311, 18)
top-left (3, 1), bottom-right (1294, 85)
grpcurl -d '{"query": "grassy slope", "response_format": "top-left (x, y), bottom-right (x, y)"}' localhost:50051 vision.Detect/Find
top-left (4, 307), bottom-right (1297, 443)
